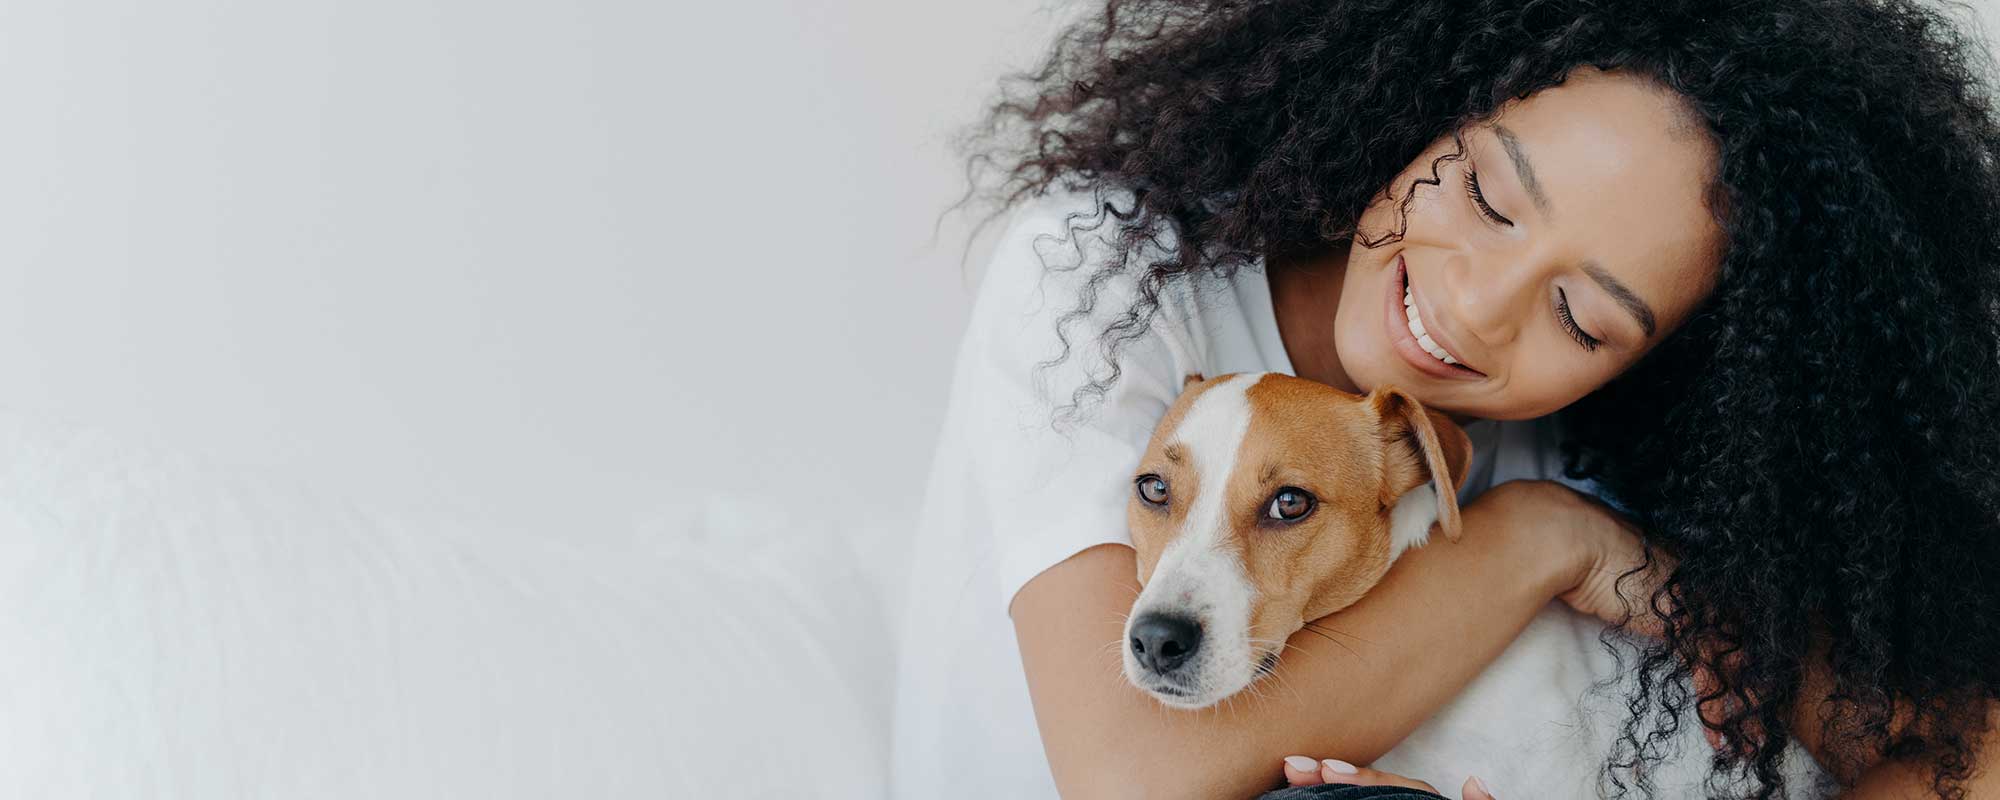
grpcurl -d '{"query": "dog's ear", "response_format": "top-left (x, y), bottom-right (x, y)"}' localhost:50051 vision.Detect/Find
top-left (1182, 372), bottom-right (1206, 390)
top-left (1370, 386), bottom-right (1473, 541)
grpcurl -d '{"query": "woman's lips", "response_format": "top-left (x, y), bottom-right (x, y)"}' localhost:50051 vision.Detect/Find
top-left (1385, 254), bottom-right (1485, 381)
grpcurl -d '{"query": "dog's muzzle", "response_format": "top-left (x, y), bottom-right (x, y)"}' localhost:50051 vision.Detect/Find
top-left (1128, 611), bottom-right (1202, 676)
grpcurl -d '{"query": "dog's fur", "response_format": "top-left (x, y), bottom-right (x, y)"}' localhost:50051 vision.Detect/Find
top-left (1120, 372), bottom-right (1471, 709)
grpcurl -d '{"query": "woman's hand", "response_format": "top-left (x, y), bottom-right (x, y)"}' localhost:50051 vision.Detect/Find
top-left (1468, 479), bottom-right (1671, 634)
top-left (1472, 480), bottom-right (1755, 753)
top-left (1260, 483), bottom-right (1739, 798)
top-left (1277, 755), bottom-right (1498, 799)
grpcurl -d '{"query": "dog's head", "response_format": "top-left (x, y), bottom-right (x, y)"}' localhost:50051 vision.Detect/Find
top-left (1120, 371), bottom-right (1472, 708)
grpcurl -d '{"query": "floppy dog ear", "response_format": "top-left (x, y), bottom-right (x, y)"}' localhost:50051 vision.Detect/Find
top-left (1182, 372), bottom-right (1206, 390)
top-left (1370, 387), bottom-right (1474, 543)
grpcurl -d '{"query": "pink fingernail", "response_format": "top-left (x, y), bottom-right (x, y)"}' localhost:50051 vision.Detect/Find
top-left (1283, 755), bottom-right (1318, 772)
top-left (1474, 775), bottom-right (1498, 797)
top-left (1321, 758), bottom-right (1358, 775)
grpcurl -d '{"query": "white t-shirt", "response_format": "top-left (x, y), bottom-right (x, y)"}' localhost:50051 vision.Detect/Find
top-left (888, 185), bottom-right (1777, 798)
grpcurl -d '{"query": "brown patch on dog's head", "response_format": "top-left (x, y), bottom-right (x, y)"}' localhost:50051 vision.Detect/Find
top-left (1125, 373), bottom-right (1473, 673)
top-left (1230, 377), bottom-right (1423, 643)
top-left (1369, 386), bottom-right (1473, 542)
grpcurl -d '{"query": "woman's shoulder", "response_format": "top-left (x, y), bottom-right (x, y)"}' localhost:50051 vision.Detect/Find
top-left (963, 184), bottom-right (1207, 407)
top-left (1459, 413), bottom-right (1611, 505)
top-left (974, 183), bottom-right (1183, 316)
top-left (936, 184), bottom-right (1212, 612)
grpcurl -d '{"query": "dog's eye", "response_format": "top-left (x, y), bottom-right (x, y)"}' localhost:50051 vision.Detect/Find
top-left (1135, 474), bottom-right (1170, 506)
top-left (1266, 487), bottom-right (1315, 522)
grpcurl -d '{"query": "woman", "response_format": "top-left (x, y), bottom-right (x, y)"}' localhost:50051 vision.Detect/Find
top-left (891, 1), bottom-right (2000, 798)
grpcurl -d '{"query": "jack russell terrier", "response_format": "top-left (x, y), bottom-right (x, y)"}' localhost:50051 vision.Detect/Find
top-left (1122, 371), bottom-right (1472, 709)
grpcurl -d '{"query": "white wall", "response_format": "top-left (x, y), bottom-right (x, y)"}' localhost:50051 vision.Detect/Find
top-left (0, 0), bottom-right (1078, 540)
top-left (0, 0), bottom-right (1992, 543)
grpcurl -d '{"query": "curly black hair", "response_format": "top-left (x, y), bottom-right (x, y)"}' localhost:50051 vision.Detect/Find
top-left (939, 1), bottom-right (2000, 797)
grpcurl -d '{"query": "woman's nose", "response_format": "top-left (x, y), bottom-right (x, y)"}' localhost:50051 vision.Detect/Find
top-left (1442, 252), bottom-right (1538, 347)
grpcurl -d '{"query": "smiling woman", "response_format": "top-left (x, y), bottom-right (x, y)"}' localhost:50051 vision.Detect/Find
top-left (898, 1), bottom-right (2000, 798)
top-left (1280, 68), bottom-right (1720, 422)
top-left (1281, 67), bottom-right (1725, 422)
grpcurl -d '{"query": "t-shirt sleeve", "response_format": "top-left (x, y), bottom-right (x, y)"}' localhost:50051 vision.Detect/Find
top-left (952, 189), bottom-right (1199, 617)
top-left (1525, 414), bottom-right (1630, 514)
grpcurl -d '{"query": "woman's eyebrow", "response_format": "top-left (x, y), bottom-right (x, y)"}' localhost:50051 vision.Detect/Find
top-left (1491, 124), bottom-right (1553, 222)
top-left (1490, 123), bottom-right (1660, 338)
top-left (1581, 260), bottom-right (1659, 337)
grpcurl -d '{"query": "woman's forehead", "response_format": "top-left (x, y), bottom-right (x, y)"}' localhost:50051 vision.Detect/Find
top-left (1481, 69), bottom-right (1725, 329)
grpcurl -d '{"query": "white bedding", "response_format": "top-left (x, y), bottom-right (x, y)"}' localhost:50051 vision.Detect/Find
top-left (0, 407), bottom-right (901, 798)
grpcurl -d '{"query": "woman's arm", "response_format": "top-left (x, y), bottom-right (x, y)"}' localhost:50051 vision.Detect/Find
top-left (1835, 699), bottom-right (2000, 798)
top-left (1260, 695), bottom-right (2000, 800)
top-left (1842, 749), bottom-right (2000, 799)
top-left (1786, 636), bottom-right (2000, 798)
top-left (1011, 488), bottom-right (1581, 800)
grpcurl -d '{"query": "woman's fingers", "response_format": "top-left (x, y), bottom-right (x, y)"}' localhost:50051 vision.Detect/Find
top-left (1690, 642), bottom-right (1765, 757)
top-left (1461, 775), bottom-right (1500, 800)
top-left (1692, 660), bottom-right (1728, 751)
top-left (1281, 755), bottom-right (1325, 786)
top-left (1279, 756), bottom-right (1484, 795)
top-left (1324, 760), bottom-right (1439, 794)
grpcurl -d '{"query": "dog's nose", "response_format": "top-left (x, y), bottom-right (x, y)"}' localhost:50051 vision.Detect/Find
top-left (1130, 613), bottom-right (1202, 674)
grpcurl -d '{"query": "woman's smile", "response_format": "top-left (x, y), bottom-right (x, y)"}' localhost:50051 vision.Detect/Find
top-left (1385, 253), bottom-right (1485, 382)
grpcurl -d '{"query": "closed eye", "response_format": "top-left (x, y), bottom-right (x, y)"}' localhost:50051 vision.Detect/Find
top-left (1556, 287), bottom-right (1603, 351)
top-left (1463, 166), bottom-right (1513, 227)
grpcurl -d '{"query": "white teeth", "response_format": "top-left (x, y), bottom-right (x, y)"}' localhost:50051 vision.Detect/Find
top-left (1402, 285), bottom-right (1461, 367)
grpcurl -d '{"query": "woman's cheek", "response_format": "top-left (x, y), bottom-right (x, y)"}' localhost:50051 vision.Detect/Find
top-left (1538, 360), bottom-right (1618, 417)
top-left (1493, 360), bottom-right (1597, 421)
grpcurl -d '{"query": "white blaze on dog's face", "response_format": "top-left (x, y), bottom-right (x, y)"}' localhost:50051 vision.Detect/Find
top-left (1121, 372), bottom-right (1472, 709)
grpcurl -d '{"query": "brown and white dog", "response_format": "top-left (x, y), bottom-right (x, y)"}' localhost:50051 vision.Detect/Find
top-left (1121, 371), bottom-right (1473, 709)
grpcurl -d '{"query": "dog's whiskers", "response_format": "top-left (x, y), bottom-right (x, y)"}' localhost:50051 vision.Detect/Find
top-left (1241, 637), bottom-right (1308, 705)
top-left (1295, 622), bottom-right (1364, 660)
top-left (1304, 620), bottom-right (1374, 645)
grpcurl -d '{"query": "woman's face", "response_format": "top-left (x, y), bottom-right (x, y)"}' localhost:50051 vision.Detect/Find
top-left (1332, 66), bottom-right (1725, 420)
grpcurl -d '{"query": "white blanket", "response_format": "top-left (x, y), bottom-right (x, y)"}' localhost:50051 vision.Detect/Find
top-left (0, 408), bottom-right (900, 798)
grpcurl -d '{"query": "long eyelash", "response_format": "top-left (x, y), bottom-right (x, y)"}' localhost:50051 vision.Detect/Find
top-left (1462, 167), bottom-right (1511, 226)
top-left (1460, 161), bottom-right (1593, 351)
top-left (1556, 287), bottom-right (1602, 351)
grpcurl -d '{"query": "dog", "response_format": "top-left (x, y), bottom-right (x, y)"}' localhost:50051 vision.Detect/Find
top-left (1120, 371), bottom-right (1473, 709)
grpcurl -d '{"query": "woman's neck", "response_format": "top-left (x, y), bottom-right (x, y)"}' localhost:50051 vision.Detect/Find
top-left (1267, 246), bottom-right (1483, 428)
top-left (1267, 246), bottom-right (1362, 395)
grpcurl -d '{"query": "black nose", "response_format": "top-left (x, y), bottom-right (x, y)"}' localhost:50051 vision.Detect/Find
top-left (1130, 613), bottom-right (1202, 674)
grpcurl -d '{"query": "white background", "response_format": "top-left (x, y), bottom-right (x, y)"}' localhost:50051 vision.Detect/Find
top-left (0, 0), bottom-right (1088, 545)
top-left (0, 0), bottom-right (1992, 545)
